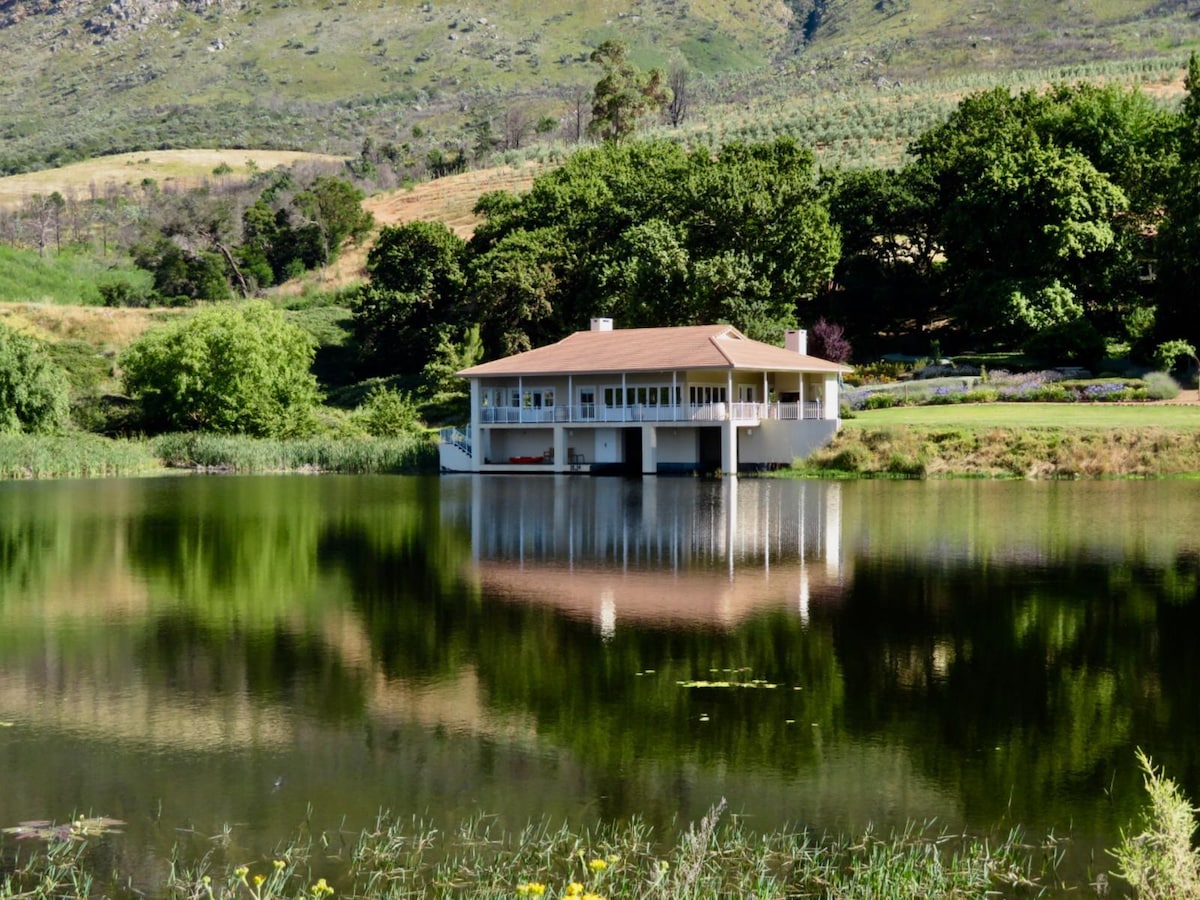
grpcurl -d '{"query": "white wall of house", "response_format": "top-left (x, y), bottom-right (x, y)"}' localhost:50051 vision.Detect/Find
top-left (656, 427), bottom-right (697, 464)
top-left (739, 420), bottom-right (841, 466)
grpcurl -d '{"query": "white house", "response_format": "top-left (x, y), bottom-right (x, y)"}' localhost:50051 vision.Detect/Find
top-left (439, 319), bottom-right (851, 475)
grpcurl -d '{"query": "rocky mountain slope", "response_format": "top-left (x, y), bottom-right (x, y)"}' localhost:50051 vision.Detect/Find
top-left (1, 0), bottom-right (1198, 174)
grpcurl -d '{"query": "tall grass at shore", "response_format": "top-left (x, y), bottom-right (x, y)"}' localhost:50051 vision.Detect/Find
top-left (151, 433), bottom-right (437, 474)
top-left (0, 805), bottom-right (1054, 900)
top-left (0, 434), bottom-right (160, 479)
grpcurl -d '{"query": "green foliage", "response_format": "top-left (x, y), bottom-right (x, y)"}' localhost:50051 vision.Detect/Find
top-left (1022, 315), bottom-right (1106, 368)
top-left (588, 39), bottom-right (672, 143)
top-left (468, 137), bottom-right (838, 355)
top-left (0, 323), bottom-right (70, 434)
top-left (1112, 749), bottom-right (1200, 900)
top-left (1152, 339), bottom-right (1197, 375)
top-left (120, 302), bottom-right (322, 437)
top-left (352, 221), bottom-right (469, 376)
top-left (291, 176), bottom-right (375, 265)
top-left (354, 386), bottom-right (425, 438)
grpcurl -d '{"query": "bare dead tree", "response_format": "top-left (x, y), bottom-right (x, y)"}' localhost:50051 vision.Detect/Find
top-left (667, 65), bottom-right (690, 127)
top-left (503, 105), bottom-right (531, 150)
top-left (567, 84), bottom-right (592, 144)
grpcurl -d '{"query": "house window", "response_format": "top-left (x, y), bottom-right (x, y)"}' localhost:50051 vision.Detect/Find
top-left (689, 385), bottom-right (726, 405)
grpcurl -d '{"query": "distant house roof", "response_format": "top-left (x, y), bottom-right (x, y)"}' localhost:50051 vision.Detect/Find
top-left (459, 324), bottom-right (852, 378)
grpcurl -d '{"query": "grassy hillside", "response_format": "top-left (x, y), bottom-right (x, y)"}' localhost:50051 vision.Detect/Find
top-left (1, 0), bottom-right (1198, 174)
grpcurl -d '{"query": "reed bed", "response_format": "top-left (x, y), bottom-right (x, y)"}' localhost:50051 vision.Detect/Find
top-left (0, 804), bottom-right (1059, 900)
top-left (0, 434), bottom-right (160, 479)
top-left (151, 433), bottom-right (437, 475)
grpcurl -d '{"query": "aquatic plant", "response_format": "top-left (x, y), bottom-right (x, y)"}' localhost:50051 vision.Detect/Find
top-left (1112, 749), bottom-right (1200, 900)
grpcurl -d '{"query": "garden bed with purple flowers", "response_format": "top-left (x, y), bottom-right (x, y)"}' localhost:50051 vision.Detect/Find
top-left (842, 370), bottom-right (1179, 413)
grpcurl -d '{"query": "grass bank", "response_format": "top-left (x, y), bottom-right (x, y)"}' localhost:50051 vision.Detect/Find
top-left (799, 424), bottom-right (1200, 478)
top-left (0, 433), bottom-right (436, 479)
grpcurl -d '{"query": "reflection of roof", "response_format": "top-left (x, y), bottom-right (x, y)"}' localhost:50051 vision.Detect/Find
top-left (476, 559), bottom-right (845, 628)
top-left (459, 325), bottom-right (853, 378)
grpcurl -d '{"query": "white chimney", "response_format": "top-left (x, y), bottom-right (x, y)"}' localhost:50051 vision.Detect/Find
top-left (785, 329), bottom-right (808, 355)
top-left (590, 317), bottom-right (613, 332)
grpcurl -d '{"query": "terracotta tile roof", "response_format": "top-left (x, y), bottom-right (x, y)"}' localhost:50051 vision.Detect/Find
top-left (459, 325), bottom-right (853, 377)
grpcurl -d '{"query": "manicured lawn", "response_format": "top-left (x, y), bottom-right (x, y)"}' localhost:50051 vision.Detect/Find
top-left (846, 402), bottom-right (1200, 430)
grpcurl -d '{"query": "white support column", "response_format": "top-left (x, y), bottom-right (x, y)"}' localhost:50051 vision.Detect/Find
top-left (469, 380), bottom-right (482, 472)
top-left (518, 376), bottom-right (523, 424)
top-left (762, 371), bottom-right (768, 417)
top-left (721, 420), bottom-right (737, 475)
top-left (824, 374), bottom-right (839, 420)
top-left (621, 373), bottom-right (627, 422)
top-left (567, 374), bottom-right (573, 422)
top-left (641, 425), bottom-right (657, 475)
top-left (553, 425), bottom-right (567, 474)
top-left (726, 370), bottom-right (733, 421)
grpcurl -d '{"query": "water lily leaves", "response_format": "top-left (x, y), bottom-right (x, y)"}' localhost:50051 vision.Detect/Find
top-left (3, 817), bottom-right (125, 841)
top-left (676, 680), bottom-right (779, 689)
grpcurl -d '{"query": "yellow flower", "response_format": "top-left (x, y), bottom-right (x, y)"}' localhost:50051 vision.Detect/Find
top-left (587, 858), bottom-right (607, 872)
top-left (582, 894), bottom-right (606, 900)
top-left (311, 878), bottom-right (334, 897)
top-left (566, 882), bottom-right (584, 896)
top-left (516, 883), bottom-right (546, 896)
top-left (254, 875), bottom-right (266, 888)
top-left (273, 860), bottom-right (286, 871)
top-left (235, 866), bottom-right (249, 881)
top-left (605, 854), bottom-right (620, 864)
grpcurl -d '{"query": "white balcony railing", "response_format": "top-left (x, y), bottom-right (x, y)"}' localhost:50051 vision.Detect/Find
top-left (477, 401), bottom-right (823, 426)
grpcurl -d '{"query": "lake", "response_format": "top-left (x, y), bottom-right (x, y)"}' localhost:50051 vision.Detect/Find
top-left (1, 474), bottom-right (1198, 893)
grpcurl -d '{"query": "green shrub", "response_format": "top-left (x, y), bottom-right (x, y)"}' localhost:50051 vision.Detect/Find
top-left (1112, 749), bottom-right (1200, 900)
top-left (0, 323), bottom-right (71, 434)
top-left (864, 392), bottom-right (902, 410)
top-left (120, 302), bottom-right (323, 438)
top-left (842, 360), bottom-right (910, 385)
top-left (1143, 371), bottom-right (1181, 400)
top-left (1153, 340), bottom-right (1197, 377)
top-left (355, 386), bottom-right (425, 438)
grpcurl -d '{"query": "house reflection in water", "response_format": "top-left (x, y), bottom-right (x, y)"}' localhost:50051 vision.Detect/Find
top-left (443, 476), bottom-right (847, 631)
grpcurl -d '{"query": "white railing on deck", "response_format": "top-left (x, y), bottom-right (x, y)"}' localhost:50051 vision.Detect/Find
top-left (477, 401), bottom-right (824, 426)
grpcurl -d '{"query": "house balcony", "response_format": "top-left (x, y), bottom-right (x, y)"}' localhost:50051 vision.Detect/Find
top-left (477, 401), bottom-right (824, 426)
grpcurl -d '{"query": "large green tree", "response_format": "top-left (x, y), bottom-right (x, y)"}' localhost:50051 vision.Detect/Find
top-left (467, 138), bottom-right (839, 354)
top-left (0, 323), bottom-right (70, 434)
top-left (904, 84), bottom-right (1164, 349)
top-left (351, 221), bottom-right (470, 375)
top-left (1154, 53), bottom-right (1200, 346)
top-left (120, 302), bottom-right (321, 436)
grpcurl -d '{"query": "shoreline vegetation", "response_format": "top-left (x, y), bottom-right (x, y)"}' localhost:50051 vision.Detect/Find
top-left (796, 424), bottom-right (1200, 479)
top-left (0, 433), bottom-right (437, 479)
top-left (5, 418), bottom-right (1200, 480)
top-left (1, 752), bottom-right (1195, 900)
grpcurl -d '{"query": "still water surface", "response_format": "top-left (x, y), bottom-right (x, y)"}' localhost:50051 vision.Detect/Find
top-left (1, 475), bottom-right (1199, 891)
